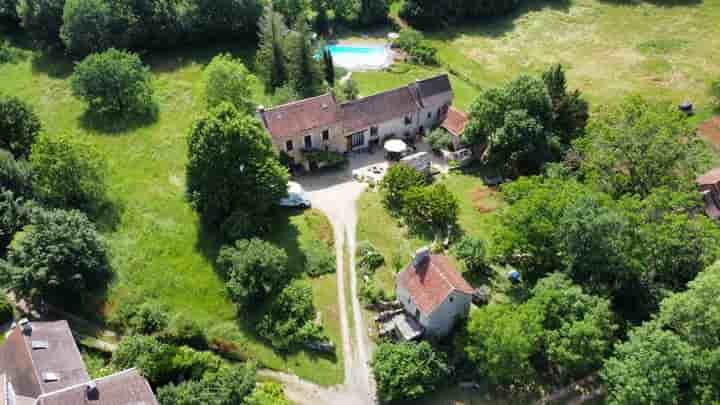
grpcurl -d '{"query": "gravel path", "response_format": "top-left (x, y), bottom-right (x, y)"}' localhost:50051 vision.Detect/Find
top-left (277, 170), bottom-right (376, 405)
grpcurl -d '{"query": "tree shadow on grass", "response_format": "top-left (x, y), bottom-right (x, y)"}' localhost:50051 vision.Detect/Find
top-left (143, 40), bottom-right (260, 75)
top-left (78, 107), bottom-right (160, 135)
top-left (31, 50), bottom-right (75, 79)
top-left (427, 0), bottom-right (573, 42)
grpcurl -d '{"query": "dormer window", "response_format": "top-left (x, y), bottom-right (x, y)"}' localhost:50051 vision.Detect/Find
top-left (286, 140), bottom-right (293, 152)
top-left (42, 372), bottom-right (59, 382)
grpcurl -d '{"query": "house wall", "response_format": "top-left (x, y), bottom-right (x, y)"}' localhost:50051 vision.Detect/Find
top-left (273, 122), bottom-right (345, 167)
top-left (344, 115), bottom-right (420, 151)
top-left (397, 283), bottom-right (472, 338)
top-left (423, 290), bottom-right (472, 337)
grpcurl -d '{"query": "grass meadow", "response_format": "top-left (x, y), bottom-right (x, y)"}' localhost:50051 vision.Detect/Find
top-left (0, 39), bottom-right (343, 385)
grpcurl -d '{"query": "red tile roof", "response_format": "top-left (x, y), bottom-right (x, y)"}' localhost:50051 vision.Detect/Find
top-left (0, 321), bottom-right (89, 398)
top-left (441, 107), bottom-right (469, 137)
top-left (341, 86), bottom-right (421, 133)
top-left (397, 255), bottom-right (474, 315)
top-left (698, 168), bottom-right (720, 186)
top-left (260, 93), bottom-right (339, 140)
top-left (36, 369), bottom-right (158, 405)
top-left (259, 74), bottom-right (454, 140)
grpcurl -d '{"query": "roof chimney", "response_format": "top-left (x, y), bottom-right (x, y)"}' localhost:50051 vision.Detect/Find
top-left (86, 381), bottom-right (98, 399)
top-left (19, 318), bottom-right (32, 334)
top-left (413, 247), bottom-right (430, 268)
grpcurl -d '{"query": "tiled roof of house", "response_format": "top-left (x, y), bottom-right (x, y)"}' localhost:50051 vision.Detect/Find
top-left (0, 321), bottom-right (90, 398)
top-left (340, 86), bottom-right (421, 133)
top-left (441, 107), bottom-right (469, 137)
top-left (259, 93), bottom-right (340, 140)
top-left (414, 74), bottom-right (452, 107)
top-left (397, 254), bottom-right (474, 315)
top-left (259, 74), bottom-right (453, 140)
top-left (36, 369), bottom-right (158, 405)
top-left (698, 168), bottom-right (720, 186)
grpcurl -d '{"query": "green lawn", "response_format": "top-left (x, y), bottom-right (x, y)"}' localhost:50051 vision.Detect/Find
top-left (357, 170), bottom-right (501, 294)
top-left (357, 0), bottom-right (720, 112)
top-left (0, 39), bottom-right (342, 385)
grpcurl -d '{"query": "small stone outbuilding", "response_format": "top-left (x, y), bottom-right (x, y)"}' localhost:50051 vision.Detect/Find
top-left (396, 248), bottom-right (474, 338)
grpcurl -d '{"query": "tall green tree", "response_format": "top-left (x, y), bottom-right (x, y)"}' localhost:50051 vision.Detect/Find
top-left (186, 103), bottom-right (288, 229)
top-left (217, 238), bottom-right (290, 308)
top-left (577, 96), bottom-right (707, 198)
top-left (322, 48), bottom-right (335, 86)
top-left (286, 19), bottom-right (325, 98)
top-left (2, 207), bottom-right (109, 305)
top-left (17, 0), bottom-right (65, 47)
top-left (0, 189), bottom-right (33, 256)
top-left (71, 48), bottom-right (156, 118)
top-left (371, 341), bottom-right (450, 403)
top-left (359, 0), bottom-right (388, 26)
top-left (273, 0), bottom-right (306, 26)
top-left (255, 3), bottom-right (289, 92)
top-left (542, 64), bottom-right (589, 143)
top-left (203, 53), bottom-right (255, 113)
top-left (30, 132), bottom-right (108, 212)
top-left (0, 149), bottom-right (34, 198)
top-left (465, 302), bottom-right (544, 386)
top-left (0, 94), bottom-right (42, 159)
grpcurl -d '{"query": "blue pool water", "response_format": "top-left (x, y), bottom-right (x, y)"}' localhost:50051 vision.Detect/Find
top-left (323, 45), bottom-right (390, 70)
top-left (326, 45), bottom-right (386, 56)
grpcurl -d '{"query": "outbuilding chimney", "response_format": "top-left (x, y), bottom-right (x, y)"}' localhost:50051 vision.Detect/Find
top-left (413, 247), bottom-right (431, 268)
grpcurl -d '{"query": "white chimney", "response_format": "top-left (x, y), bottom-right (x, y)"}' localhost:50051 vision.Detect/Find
top-left (413, 247), bottom-right (431, 268)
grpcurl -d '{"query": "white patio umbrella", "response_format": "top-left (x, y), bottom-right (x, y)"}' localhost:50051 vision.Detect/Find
top-left (384, 139), bottom-right (408, 154)
top-left (388, 32), bottom-right (400, 40)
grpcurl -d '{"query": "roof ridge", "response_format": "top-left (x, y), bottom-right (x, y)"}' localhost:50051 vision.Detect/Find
top-left (415, 73), bottom-right (449, 83)
top-left (35, 369), bottom-right (139, 400)
top-left (431, 256), bottom-right (456, 294)
top-left (264, 93), bottom-right (334, 112)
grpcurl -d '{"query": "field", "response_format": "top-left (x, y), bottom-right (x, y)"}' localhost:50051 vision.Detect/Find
top-left (357, 0), bottom-right (720, 112)
top-left (0, 39), bottom-right (343, 385)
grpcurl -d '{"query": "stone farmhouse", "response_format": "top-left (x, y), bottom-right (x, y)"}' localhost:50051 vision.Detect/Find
top-left (396, 248), bottom-right (475, 338)
top-left (257, 74), bottom-right (454, 169)
top-left (0, 320), bottom-right (158, 405)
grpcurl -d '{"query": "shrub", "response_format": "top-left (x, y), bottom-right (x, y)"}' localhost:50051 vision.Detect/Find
top-left (381, 164), bottom-right (427, 213)
top-left (394, 28), bottom-right (437, 65)
top-left (0, 149), bottom-right (34, 198)
top-left (0, 295), bottom-right (13, 324)
top-left (160, 315), bottom-right (208, 350)
top-left (0, 94), bottom-right (42, 159)
top-left (336, 77), bottom-right (359, 102)
top-left (452, 236), bottom-right (487, 273)
top-left (0, 41), bottom-right (20, 64)
top-left (304, 150), bottom-right (348, 169)
top-left (157, 363), bottom-right (257, 405)
top-left (305, 244), bottom-right (335, 277)
top-left (30, 132), bottom-right (107, 212)
top-left (128, 301), bottom-right (170, 335)
top-left (359, 279), bottom-right (392, 305)
top-left (3, 207), bottom-right (110, 304)
top-left (710, 79), bottom-right (720, 110)
top-left (357, 241), bottom-right (384, 273)
top-left (245, 381), bottom-right (291, 405)
top-left (371, 341), bottom-right (450, 403)
top-left (203, 54), bottom-right (255, 113)
top-left (71, 48), bottom-right (156, 118)
top-left (0, 189), bottom-right (33, 256)
top-left (111, 335), bottom-right (177, 385)
top-left (426, 128), bottom-right (453, 152)
top-left (217, 238), bottom-right (290, 308)
top-left (395, 28), bottom-right (424, 51)
top-left (258, 281), bottom-right (326, 351)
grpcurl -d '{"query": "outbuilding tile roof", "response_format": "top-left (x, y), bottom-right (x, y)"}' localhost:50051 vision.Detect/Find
top-left (397, 254), bottom-right (474, 315)
top-left (698, 167), bottom-right (720, 186)
top-left (0, 321), bottom-right (89, 398)
top-left (441, 107), bottom-right (469, 137)
top-left (36, 369), bottom-right (158, 405)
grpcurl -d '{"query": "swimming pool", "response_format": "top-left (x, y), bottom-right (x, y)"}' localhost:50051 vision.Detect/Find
top-left (325, 45), bottom-right (392, 71)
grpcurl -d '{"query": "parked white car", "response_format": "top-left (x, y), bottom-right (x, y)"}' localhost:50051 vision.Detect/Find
top-left (279, 182), bottom-right (311, 208)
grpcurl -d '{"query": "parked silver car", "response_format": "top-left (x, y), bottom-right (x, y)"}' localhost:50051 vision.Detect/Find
top-left (279, 182), bottom-right (311, 208)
